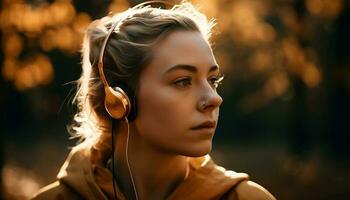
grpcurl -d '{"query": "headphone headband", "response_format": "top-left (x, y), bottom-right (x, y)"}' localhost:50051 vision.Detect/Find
top-left (98, 0), bottom-right (174, 88)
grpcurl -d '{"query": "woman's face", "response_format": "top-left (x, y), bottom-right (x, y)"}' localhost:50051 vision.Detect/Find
top-left (133, 30), bottom-right (223, 157)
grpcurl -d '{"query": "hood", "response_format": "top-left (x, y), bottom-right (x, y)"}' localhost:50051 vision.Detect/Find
top-left (56, 145), bottom-right (249, 200)
top-left (56, 146), bottom-right (109, 200)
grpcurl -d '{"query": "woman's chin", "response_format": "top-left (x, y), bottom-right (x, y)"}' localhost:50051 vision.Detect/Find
top-left (183, 141), bottom-right (213, 157)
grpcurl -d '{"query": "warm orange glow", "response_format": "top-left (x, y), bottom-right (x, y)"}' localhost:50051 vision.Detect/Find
top-left (282, 38), bottom-right (303, 75)
top-left (306, 0), bottom-right (343, 19)
top-left (50, 0), bottom-right (76, 25)
top-left (239, 72), bottom-right (290, 112)
top-left (2, 164), bottom-right (42, 199)
top-left (302, 63), bottom-right (322, 88)
top-left (41, 26), bottom-right (78, 53)
top-left (21, 6), bottom-right (43, 34)
top-left (192, 0), bottom-right (219, 18)
top-left (72, 12), bottom-right (92, 33)
top-left (230, 1), bottom-right (259, 44)
top-left (10, 54), bottom-right (54, 91)
top-left (264, 72), bottom-right (290, 98)
top-left (109, 0), bottom-right (129, 13)
top-left (54, 26), bottom-right (77, 52)
top-left (35, 55), bottom-right (54, 85)
top-left (40, 29), bottom-right (55, 51)
top-left (256, 23), bottom-right (276, 43)
top-left (279, 7), bottom-right (299, 33)
top-left (306, 0), bottom-right (323, 16)
top-left (1, 1), bottom-right (77, 37)
top-left (3, 33), bottom-right (23, 57)
top-left (214, 50), bottom-right (231, 72)
top-left (228, 1), bottom-right (275, 46)
top-left (14, 65), bottom-right (35, 90)
top-left (249, 49), bottom-right (273, 72)
top-left (0, 0), bottom-right (91, 91)
top-left (1, 0), bottom-right (76, 35)
top-left (2, 59), bottom-right (17, 81)
top-left (0, 0), bottom-right (324, 97)
top-left (282, 38), bottom-right (322, 88)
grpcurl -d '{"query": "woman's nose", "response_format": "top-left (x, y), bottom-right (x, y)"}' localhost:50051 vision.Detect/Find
top-left (198, 88), bottom-right (223, 111)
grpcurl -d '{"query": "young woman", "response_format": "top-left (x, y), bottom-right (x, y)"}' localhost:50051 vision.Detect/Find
top-left (32, 1), bottom-right (276, 200)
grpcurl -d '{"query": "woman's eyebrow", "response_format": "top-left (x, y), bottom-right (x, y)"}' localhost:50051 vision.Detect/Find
top-left (164, 64), bottom-right (219, 74)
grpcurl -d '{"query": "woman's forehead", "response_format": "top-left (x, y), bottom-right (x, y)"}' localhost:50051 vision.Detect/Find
top-left (149, 30), bottom-right (217, 74)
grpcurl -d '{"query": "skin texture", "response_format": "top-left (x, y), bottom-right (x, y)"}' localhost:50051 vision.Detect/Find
top-left (114, 30), bottom-right (223, 200)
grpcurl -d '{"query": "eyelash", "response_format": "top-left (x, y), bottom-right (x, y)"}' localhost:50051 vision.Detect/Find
top-left (210, 73), bottom-right (224, 88)
top-left (173, 74), bottom-right (224, 88)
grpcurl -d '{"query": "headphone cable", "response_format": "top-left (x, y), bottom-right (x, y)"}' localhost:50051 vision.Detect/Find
top-left (111, 118), bottom-right (139, 200)
top-left (112, 120), bottom-right (118, 199)
top-left (125, 117), bottom-right (139, 200)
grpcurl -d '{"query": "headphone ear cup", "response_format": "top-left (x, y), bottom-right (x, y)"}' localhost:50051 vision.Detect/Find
top-left (104, 86), bottom-right (131, 119)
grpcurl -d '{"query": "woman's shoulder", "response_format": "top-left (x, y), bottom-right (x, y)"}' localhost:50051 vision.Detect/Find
top-left (186, 156), bottom-right (276, 200)
top-left (226, 180), bottom-right (277, 200)
top-left (31, 181), bottom-right (82, 200)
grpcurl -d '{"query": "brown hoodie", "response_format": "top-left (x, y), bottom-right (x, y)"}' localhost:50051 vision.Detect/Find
top-left (32, 128), bottom-right (276, 200)
top-left (31, 144), bottom-right (276, 200)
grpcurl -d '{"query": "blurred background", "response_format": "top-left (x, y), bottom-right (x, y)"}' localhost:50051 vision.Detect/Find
top-left (0, 0), bottom-right (349, 199)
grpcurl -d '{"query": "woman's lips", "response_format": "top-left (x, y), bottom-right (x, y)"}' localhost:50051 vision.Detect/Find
top-left (191, 121), bottom-right (216, 130)
top-left (190, 121), bottom-right (216, 136)
top-left (190, 121), bottom-right (216, 135)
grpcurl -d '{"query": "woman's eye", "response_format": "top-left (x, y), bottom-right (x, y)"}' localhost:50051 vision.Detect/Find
top-left (173, 77), bottom-right (192, 87)
top-left (209, 74), bottom-right (224, 88)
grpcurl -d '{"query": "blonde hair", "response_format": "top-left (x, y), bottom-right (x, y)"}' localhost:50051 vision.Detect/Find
top-left (71, 2), bottom-right (215, 147)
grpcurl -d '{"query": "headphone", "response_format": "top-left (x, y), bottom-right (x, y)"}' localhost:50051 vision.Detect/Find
top-left (97, 23), bottom-right (131, 120)
top-left (97, 0), bottom-right (173, 121)
top-left (97, 1), bottom-right (174, 199)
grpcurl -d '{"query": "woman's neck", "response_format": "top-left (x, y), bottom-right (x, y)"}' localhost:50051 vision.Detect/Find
top-left (113, 121), bottom-right (189, 200)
